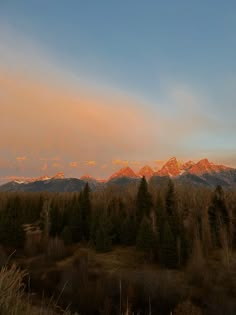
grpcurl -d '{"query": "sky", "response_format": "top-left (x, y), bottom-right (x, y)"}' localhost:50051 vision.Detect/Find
top-left (0, 1), bottom-right (236, 181)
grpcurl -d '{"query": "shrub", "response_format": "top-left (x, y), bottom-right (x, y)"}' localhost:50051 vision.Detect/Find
top-left (46, 237), bottom-right (68, 260)
top-left (173, 300), bottom-right (203, 315)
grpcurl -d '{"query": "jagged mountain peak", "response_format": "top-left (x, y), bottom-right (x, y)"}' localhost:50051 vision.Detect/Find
top-left (188, 159), bottom-right (231, 175)
top-left (109, 166), bottom-right (137, 180)
top-left (182, 160), bottom-right (195, 170)
top-left (53, 172), bottom-right (65, 179)
top-left (80, 174), bottom-right (98, 182)
top-left (138, 165), bottom-right (154, 179)
top-left (157, 157), bottom-right (182, 177)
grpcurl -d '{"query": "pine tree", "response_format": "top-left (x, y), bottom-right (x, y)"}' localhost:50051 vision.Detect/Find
top-left (136, 216), bottom-right (155, 260)
top-left (40, 199), bottom-right (51, 241)
top-left (136, 176), bottom-right (152, 223)
top-left (68, 197), bottom-right (83, 243)
top-left (61, 226), bottom-right (73, 245)
top-left (120, 215), bottom-right (137, 245)
top-left (0, 197), bottom-right (25, 248)
top-left (90, 208), bottom-right (101, 245)
top-left (95, 212), bottom-right (113, 252)
top-left (79, 183), bottom-right (91, 241)
top-left (208, 185), bottom-right (229, 247)
top-left (165, 179), bottom-right (176, 217)
top-left (160, 220), bottom-right (178, 268)
top-left (49, 204), bottom-right (64, 237)
top-left (156, 203), bottom-right (167, 261)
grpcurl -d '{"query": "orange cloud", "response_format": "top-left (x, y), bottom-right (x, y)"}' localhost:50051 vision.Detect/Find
top-left (112, 159), bottom-right (129, 166)
top-left (52, 163), bottom-right (61, 168)
top-left (41, 162), bottom-right (48, 172)
top-left (0, 71), bottom-right (159, 162)
top-left (130, 161), bottom-right (142, 166)
top-left (40, 157), bottom-right (60, 161)
top-left (85, 161), bottom-right (96, 166)
top-left (154, 160), bottom-right (164, 165)
top-left (69, 162), bottom-right (78, 168)
top-left (16, 156), bottom-right (27, 161)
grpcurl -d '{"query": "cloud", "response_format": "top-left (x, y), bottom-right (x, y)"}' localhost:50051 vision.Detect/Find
top-left (41, 162), bottom-right (48, 172)
top-left (154, 160), bottom-right (164, 165)
top-left (40, 157), bottom-right (60, 161)
top-left (1, 22), bottom-right (236, 180)
top-left (69, 162), bottom-right (78, 168)
top-left (16, 156), bottom-right (27, 161)
top-left (52, 163), bottom-right (61, 168)
top-left (85, 161), bottom-right (96, 166)
top-left (112, 159), bottom-right (129, 166)
top-left (129, 161), bottom-right (142, 166)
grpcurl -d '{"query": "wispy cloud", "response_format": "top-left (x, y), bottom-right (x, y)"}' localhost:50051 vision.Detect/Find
top-left (41, 162), bottom-right (48, 172)
top-left (16, 156), bottom-right (27, 161)
top-left (85, 161), bottom-right (96, 167)
top-left (69, 162), bottom-right (78, 168)
top-left (112, 159), bottom-right (129, 166)
top-left (0, 22), bottom-right (236, 180)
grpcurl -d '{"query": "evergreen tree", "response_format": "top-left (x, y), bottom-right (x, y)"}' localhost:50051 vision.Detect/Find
top-left (68, 197), bottom-right (83, 243)
top-left (0, 197), bottom-right (25, 248)
top-left (90, 208), bottom-right (101, 245)
top-left (136, 176), bottom-right (152, 223)
top-left (165, 179), bottom-right (176, 217)
top-left (160, 220), bottom-right (178, 268)
top-left (108, 197), bottom-right (125, 244)
top-left (136, 216), bottom-right (155, 259)
top-left (95, 212), bottom-right (113, 252)
top-left (79, 183), bottom-right (91, 241)
top-left (208, 185), bottom-right (229, 247)
top-left (61, 226), bottom-right (73, 245)
top-left (120, 215), bottom-right (137, 245)
top-left (39, 199), bottom-right (51, 240)
top-left (49, 204), bottom-right (64, 237)
top-left (156, 203), bottom-right (166, 261)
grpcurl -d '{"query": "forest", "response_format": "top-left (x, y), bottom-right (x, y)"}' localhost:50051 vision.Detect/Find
top-left (0, 178), bottom-right (236, 315)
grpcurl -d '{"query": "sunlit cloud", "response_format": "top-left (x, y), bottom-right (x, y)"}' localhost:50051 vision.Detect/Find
top-left (52, 163), bottom-right (62, 169)
top-left (41, 162), bottom-right (48, 172)
top-left (112, 159), bottom-right (129, 166)
top-left (16, 156), bottom-right (27, 161)
top-left (0, 22), bottom-right (236, 181)
top-left (69, 162), bottom-right (78, 168)
top-left (129, 161), bottom-right (142, 166)
top-left (154, 160), bottom-right (165, 165)
top-left (40, 157), bottom-right (60, 161)
top-left (85, 161), bottom-right (96, 166)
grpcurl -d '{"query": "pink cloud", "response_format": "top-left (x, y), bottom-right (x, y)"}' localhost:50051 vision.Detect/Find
top-left (85, 161), bottom-right (96, 166)
top-left (16, 156), bottom-right (27, 161)
top-left (112, 159), bottom-right (129, 166)
top-left (41, 162), bottom-right (48, 172)
top-left (69, 161), bottom-right (78, 168)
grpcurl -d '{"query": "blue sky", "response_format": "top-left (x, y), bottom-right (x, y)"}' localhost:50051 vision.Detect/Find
top-left (0, 1), bottom-right (236, 179)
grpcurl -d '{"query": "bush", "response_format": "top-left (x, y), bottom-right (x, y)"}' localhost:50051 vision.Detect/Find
top-left (46, 237), bottom-right (68, 260)
top-left (173, 300), bottom-right (203, 315)
top-left (0, 263), bottom-right (77, 314)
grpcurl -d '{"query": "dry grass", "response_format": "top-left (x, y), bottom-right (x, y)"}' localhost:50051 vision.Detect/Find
top-left (0, 263), bottom-right (76, 315)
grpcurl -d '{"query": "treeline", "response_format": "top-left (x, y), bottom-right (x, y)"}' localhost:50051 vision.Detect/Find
top-left (0, 178), bottom-right (236, 269)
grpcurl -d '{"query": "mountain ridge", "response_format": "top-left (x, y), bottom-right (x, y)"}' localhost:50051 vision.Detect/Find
top-left (1, 158), bottom-right (236, 192)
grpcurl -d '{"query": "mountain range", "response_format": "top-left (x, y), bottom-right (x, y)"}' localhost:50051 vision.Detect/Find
top-left (0, 157), bottom-right (236, 192)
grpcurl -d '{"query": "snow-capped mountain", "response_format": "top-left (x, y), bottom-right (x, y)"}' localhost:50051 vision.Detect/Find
top-left (1, 158), bottom-right (236, 192)
top-left (188, 159), bottom-right (231, 175)
top-left (13, 172), bottom-right (65, 184)
top-left (155, 157), bottom-right (183, 177)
